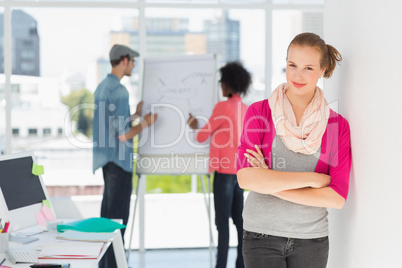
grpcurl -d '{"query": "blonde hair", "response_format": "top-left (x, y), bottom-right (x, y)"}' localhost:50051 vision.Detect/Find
top-left (287, 32), bottom-right (342, 78)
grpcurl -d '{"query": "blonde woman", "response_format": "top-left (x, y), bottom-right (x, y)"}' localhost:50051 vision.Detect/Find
top-left (236, 33), bottom-right (351, 267)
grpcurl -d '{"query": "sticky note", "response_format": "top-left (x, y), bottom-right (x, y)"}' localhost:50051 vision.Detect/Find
top-left (42, 205), bottom-right (56, 221)
top-left (43, 200), bottom-right (51, 208)
top-left (36, 212), bottom-right (46, 226)
top-left (32, 163), bottom-right (44, 175)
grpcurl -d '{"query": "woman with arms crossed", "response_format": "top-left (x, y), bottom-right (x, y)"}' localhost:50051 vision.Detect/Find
top-left (236, 33), bottom-right (351, 267)
top-left (188, 62), bottom-right (252, 268)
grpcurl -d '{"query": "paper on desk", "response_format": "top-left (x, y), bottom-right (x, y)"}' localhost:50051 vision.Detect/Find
top-left (38, 241), bottom-right (104, 259)
top-left (56, 230), bottom-right (115, 242)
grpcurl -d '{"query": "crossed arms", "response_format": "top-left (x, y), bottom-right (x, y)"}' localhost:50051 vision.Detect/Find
top-left (237, 145), bottom-right (346, 209)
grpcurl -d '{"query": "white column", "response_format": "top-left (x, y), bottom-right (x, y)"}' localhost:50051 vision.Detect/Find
top-left (325, 1), bottom-right (402, 267)
top-left (4, 4), bottom-right (12, 153)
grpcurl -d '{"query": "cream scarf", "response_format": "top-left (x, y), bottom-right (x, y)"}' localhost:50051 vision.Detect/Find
top-left (268, 83), bottom-right (329, 155)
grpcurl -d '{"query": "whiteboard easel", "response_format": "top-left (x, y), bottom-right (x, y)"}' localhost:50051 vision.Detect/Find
top-left (126, 171), bottom-right (214, 268)
top-left (138, 54), bottom-right (217, 156)
top-left (127, 54), bottom-right (218, 267)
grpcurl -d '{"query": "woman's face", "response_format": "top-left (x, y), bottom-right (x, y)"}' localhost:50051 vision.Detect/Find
top-left (286, 45), bottom-right (326, 99)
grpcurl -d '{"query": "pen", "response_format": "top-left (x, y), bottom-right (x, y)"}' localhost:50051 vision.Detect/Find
top-left (29, 264), bottom-right (62, 268)
top-left (0, 258), bottom-right (5, 265)
top-left (2, 221), bottom-right (9, 233)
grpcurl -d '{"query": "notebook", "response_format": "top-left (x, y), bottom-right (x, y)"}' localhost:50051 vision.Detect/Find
top-left (55, 230), bottom-right (115, 242)
top-left (38, 241), bottom-right (104, 259)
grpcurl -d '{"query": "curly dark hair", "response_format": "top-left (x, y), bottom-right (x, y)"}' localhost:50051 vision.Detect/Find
top-left (219, 61), bottom-right (252, 96)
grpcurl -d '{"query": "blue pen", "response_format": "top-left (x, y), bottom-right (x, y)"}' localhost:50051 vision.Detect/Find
top-left (0, 258), bottom-right (6, 265)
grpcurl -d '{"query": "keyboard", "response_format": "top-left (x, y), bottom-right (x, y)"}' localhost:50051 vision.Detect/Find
top-left (6, 250), bottom-right (38, 264)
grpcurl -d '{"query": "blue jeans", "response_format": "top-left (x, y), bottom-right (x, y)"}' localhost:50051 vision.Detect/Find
top-left (213, 172), bottom-right (245, 268)
top-left (99, 162), bottom-right (133, 268)
top-left (242, 230), bottom-right (329, 268)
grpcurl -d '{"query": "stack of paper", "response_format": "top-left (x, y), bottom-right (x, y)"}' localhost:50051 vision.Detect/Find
top-left (56, 230), bottom-right (115, 242)
top-left (38, 241), bottom-right (104, 259)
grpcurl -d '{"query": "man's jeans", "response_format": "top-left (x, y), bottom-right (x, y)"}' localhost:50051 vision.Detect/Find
top-left (214, 172), bottom-right (245, 268)
top-left (242, 230), bottom-right (329, 268)
top-left (99, 162), bottom-right (133, 268)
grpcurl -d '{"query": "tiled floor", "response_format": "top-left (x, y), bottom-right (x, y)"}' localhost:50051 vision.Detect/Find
top-left (127, 247), bottom-right (238, 268)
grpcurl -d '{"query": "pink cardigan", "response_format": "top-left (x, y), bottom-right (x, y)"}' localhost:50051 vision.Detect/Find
top-left (197, 94), bottom-right (248, 174)
top-left (237, 99), bottom-right (352, 200)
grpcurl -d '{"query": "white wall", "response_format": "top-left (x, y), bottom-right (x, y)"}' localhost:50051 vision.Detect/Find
top-left (324, 1), bottom-right (402, 267)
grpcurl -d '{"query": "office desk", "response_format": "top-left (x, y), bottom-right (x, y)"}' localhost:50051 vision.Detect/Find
top-left (0, 224), bottom-right (128, 268)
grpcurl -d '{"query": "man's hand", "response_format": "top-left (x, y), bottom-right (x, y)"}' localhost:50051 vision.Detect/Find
top-left (187, 113), bottom-right (198, 130)
top-left (132, 101), bottom-right (144, 121)
top-left (142, 112), bottom-right (158, 128)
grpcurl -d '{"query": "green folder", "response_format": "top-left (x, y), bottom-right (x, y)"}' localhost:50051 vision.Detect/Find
top-left (57, 217), bottom-right (126, 233)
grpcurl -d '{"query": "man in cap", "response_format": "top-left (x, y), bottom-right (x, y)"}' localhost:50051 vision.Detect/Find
top-left (93, 44), bottom-right (157, 268)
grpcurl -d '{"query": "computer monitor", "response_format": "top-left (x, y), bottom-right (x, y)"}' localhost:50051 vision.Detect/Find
top-left (0, 152), bottom-right (53, 232)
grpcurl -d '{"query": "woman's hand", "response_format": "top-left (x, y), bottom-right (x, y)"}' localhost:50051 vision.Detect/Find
top-left (187, 113), bottom-right (198, 130)
top-left (244, 145), bottom-right (268, 169)
top-left (244, 145), bottom-right (330, 188)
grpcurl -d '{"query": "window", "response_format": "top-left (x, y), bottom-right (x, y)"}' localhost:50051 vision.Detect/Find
top-left (21, 50), bottom-right (35, 60)
top-left (20, 62), bottom-right (35, 72)
top-left (0, 7), bottom-right (3, 154)
top-left (145, 8), bottom-right (265, 105)
top-left (12, 128), bottom-right (19, 136)
top-left (22, 40), bottom-right (33, 46)
top-left (11, 84), bottom-right (20, 93)
top-left (0, 2), bottom-right (323, 196)
top-left (43, 128), bottom-right (51, 136)
top-left (28, 128), bottom-right (37, 136)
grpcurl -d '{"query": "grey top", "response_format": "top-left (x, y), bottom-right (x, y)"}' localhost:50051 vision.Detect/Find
top-left (243, 135), bottom-right (329, 239)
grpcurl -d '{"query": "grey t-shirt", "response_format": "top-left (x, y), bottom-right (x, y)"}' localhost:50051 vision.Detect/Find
top-left (243, 135), bottom-right (329, 239)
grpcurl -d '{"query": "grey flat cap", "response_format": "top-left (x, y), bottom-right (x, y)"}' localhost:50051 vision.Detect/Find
top-left (109, 44), bottom-right (140, 60)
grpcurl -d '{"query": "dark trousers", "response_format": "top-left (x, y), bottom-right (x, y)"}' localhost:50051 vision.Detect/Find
top-left (99, 162), bottom-right (133, 268)
top-left (242, 230), bottom-right (329, 268)
top-left (213, 171), bottom-right (245, 268)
